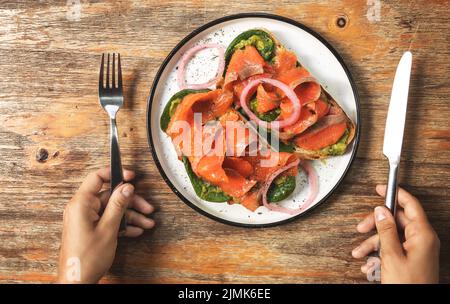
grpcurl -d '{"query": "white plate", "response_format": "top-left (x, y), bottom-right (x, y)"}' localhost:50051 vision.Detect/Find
top-left (147, 13), bottom-right (360, 227)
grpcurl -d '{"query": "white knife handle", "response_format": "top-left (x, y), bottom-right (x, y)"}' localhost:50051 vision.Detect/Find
top-left (385, 161), bottom-right (399, 214)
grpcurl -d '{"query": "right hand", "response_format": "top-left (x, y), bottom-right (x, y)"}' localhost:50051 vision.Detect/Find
top-left (352, 185), bottom-right (440, 283)
top-left (57, 168), bottom-right (155, 283)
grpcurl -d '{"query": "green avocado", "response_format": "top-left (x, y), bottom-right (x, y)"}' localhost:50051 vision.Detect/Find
top-left (182, 156), bottom-right (231, 202)
top-left (224, 29), bottom-right (275, 68)
top-left (160, 89), bottom-right (210, 132)
top-left (267, 175), bottom-right (296, 203)
top-left (319, 130), bottom-right (349, 156)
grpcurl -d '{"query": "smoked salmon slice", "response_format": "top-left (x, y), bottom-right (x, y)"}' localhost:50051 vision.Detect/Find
top-left (239, 190), bottom-right (261, 212)
top-left (294, 121), bottom-right (347, 150)
top-left (315, 99), bottom-right (330, 119)
top-left (273, 49), bottom-right (298, 73)
top-left (245, 151), bottom-right (299, 182)
top-left (195, 155), bottom-right (228, 184)
top-left (280, 102), bottom-right (318, 139)
top-left (224, 45), bottom-right (266, 89)
top-left (232, 73), bottom-right (273, 107)
top-left (256, 84), bottom-right (280, 113)
top-left (223, 157), bottom-right (254, 178)
top-left (224, 120), bottom-right (254, 157)
top-left (218, 168), bottom-right (257, 198)
top-left (218, 109), bottom-right (240, 124)
top-left (190, 90), bottom-right (233, 123)
top-left (276, 67), bottom-right (321, 105)
top-left (167, 89), bottom-right (229, 137)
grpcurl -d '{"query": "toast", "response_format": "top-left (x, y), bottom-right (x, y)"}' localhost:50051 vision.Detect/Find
top-left (223, 28), bottom-right (356, 159)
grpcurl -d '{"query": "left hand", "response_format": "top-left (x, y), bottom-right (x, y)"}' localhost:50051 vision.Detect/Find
top-left (57, 167), bottom-right (155, 283)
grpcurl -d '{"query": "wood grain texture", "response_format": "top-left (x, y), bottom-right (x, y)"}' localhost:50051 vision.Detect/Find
top-left (0, 0), bottom-right (449, 283)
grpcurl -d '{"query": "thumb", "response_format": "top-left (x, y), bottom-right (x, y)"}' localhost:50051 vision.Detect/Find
top-left (374, 206), bottom-right (404, 260)
top-left (97, 183), bottom-right (134, 237)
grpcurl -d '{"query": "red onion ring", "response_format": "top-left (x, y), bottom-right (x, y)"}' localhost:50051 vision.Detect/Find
top-left (262, 159), bottom-right (319, 215)
top-left (240, 78), bottom-right (301, 129)
top-left (299, 160), bottom-right (319, 209)
top-left (177, 44), bottom-right (225, 90)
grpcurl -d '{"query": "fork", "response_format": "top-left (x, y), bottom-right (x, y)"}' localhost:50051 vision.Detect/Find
top-left (98, 53), bottom-right (126, 233)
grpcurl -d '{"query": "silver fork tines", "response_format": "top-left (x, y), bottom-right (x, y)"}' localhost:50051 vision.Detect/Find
top-left (98, 53), bottom-right (126, 233)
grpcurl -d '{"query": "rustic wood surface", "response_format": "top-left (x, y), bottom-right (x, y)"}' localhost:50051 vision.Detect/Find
top-left (0, 0), bottom-right (449, 284)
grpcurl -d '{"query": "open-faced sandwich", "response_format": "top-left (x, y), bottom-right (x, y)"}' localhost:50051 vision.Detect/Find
top-left (159, 28), bottom-right (355, 214)
top-left (160, 88), bottom-right (317, 214)
top-left (221, 29), bottom-right (356, 159)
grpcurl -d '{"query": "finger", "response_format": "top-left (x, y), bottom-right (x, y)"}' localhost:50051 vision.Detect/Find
top-left (126, 210), bottom-right (155, 229)
top-left (376, 185), bottom-right (427, 222)
top-left (98, 190), bottom-right (110, 208)
top-left (396, 209), bottom-right (409, 230)
top-left (130, 195), bottom-right (155, 214)
top-left (361, 263), bottom-right (369, 274)
top-left (123, 170), bottom-right (135, 181)
top-left (374, 206), bottom-right (405, 261)
top-left (352, 234), bottom-right (379, 259)
top-left (357, 213), bottom-right (375, 233)
top-left (78, 168), bottom-right (111, 195)
top-left (397, 187), bottom-right (428, 222)
top-left (404, 220), bottom-right (431, 241)
top-left (97, 183), bottom-right (134, 237)
top-left (120, 225), bottom-right (144, 238)
top-left (357, 210), bottom-right (408, 235)
top-left (78, 168), bottom-right (135, 195)
top-left (99, 192), bottom-right (154, 215)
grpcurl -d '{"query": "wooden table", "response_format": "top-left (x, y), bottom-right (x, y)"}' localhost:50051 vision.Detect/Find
top-left (0, 0), bottom-right (448, 284)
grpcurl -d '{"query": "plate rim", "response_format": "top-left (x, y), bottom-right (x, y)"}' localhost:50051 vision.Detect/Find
top-left (146, 12), bottom-right (361, 228)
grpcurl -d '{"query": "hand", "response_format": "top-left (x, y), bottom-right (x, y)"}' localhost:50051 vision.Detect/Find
top-left (352, 185), bottom-right (440, 283)
top-left (57, 168), bottom-right (155, 283)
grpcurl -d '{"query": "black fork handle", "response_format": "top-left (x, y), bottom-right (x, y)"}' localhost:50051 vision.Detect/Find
top-left (110, 117), bottom-right (127, 233)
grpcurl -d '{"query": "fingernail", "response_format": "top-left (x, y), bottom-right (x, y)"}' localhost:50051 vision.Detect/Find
top-left (122, 184), bottom-right (134, 198)
top-left (144, 218), bottom-right (155, 229)
top-left (356, 222), bottom-right (363, 231)
top-left (352, 246), bottom-right (360, 257)
top-left (375, 206), bottom-right (386, 222)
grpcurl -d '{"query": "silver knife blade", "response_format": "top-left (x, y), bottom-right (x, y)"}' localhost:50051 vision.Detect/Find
top-left (383, 51), bottom-right (412, 164)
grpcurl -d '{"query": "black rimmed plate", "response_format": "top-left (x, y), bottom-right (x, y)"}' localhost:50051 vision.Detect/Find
top-left (146, 13), bottom-right (360, 227)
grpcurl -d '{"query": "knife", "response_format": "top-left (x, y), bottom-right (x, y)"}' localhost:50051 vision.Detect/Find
top-left (383, 51), bottom-right (412, 215)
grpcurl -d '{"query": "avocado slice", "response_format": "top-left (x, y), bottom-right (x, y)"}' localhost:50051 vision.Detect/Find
top-left (267, 175), bottom-right (296, 203)
top-left (319, 129), bottom-right (349, 156)
top-left (294, 129), bottom-right (350, 158)
top-left (224, 29), bottom-right (275, 69)
top-left (160, 89), bottom-right (210, 132)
